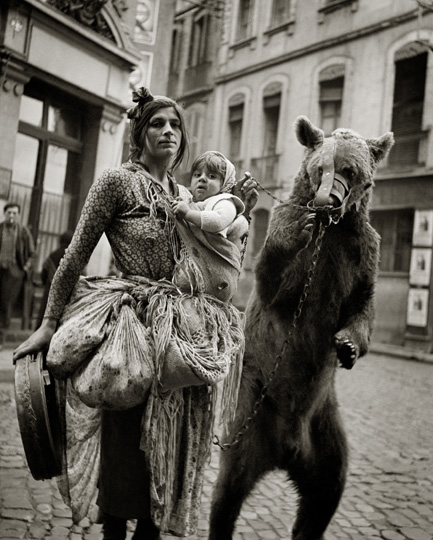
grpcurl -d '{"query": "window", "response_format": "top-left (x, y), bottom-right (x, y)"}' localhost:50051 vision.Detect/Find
top-left (170, 23), bottom-right (183, 72)
top-left (228, 98), bottom-right (244, 160)
top-left (388, 48), bottom-right (427, 167)
top-left (188, 13), bottom-right (209, 66)
top-left (270, 0), bottom-right (291, 26)
top-left (252, 83), bottom-right (281, 185)
top-left (19, 95), bottom-right (43, 127)
top-left (236, 0), bottom-right (254, 41)
top-left (10, 85), bottom-right (84, 273)
top-left (319, 76), bottom-right (344, 135)
top-left (370, 210), bottom-right (414, 273)
top-left (263, 87), bottom-right (281, 156)
top-left (189, 109), bottom-right (203, 164)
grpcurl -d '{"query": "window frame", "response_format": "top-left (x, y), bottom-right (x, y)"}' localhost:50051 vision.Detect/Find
top-left (370, 208), bottom-right (414, 274)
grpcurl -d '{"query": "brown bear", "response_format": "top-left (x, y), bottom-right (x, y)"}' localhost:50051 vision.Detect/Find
top-left (209, 116), bottom-right (394, 540)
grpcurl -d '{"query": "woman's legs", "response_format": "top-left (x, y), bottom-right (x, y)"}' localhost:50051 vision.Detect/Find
top-left (102, 516), bottom-right (160, 540)
top-left (132, 518), bottom-right (160, 540)
top-left (102, 513), bottom-right (127, 540)
top-left (98, 403), bottom-right (151, 518)
top-left (98, 402), bottom-right (161, 539)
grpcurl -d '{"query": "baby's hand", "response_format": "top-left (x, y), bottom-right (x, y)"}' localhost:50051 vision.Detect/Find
top-left (171, 198), bottom-right (190, 218)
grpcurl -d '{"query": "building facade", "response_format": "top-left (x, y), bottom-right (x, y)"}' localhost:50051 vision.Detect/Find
top-left (0, 0), bottom-right (175, 326)
top-left (169, 0), bottom-right (433, 352)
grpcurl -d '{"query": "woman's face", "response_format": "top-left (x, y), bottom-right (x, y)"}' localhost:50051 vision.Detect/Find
top-left (143, 107), bottom-right (182, 162)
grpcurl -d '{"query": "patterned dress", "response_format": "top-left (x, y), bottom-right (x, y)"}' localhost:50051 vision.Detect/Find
top-left (45, 161), bottom-right (189, 320)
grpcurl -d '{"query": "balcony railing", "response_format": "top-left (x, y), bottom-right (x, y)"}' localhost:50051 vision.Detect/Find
top-left (250, 155), bottom-right (280, 187)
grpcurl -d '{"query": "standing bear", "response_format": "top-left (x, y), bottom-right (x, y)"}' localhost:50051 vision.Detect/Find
top-left (209, 116), bottom-right (394, 540)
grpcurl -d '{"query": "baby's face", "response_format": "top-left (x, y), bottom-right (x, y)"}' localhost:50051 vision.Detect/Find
top-left (190, 166), bottom-right (223, 201)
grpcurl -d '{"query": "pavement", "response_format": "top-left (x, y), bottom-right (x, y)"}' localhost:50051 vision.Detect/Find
top-left (1, 339), bottom-right (433, 539)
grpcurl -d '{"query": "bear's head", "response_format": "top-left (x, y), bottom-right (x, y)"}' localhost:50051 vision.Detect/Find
top-left (294, 116), bottom-right (394, 219)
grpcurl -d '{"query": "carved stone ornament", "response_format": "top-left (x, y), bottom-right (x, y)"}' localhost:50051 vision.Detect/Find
top-left (46, 0), bottom-right (116, 41)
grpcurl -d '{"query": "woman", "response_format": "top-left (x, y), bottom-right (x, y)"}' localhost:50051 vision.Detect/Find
top-left (13, 88), bottom-right (257, 539)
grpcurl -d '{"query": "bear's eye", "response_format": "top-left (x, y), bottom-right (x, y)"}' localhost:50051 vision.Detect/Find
top-left (342, 167), bottom-right (355, 181)
top-left (317, 167), bottom-right (323, 176)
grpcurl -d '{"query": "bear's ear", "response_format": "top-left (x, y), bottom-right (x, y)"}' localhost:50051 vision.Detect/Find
top-left (366, 132), bottom-right (395, 164)
top-left (295, 116), bottom-right (324, 149)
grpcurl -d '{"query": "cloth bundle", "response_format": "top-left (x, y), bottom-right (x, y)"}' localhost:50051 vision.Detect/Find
top-left (71, 293), bottom-right (154, 409)
top-left (46, 277), bottom-right (121, 380)
top-left (46, 275), bottom-right (244, 411)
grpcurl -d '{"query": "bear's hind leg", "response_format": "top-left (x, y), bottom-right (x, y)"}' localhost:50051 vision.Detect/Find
top-left (289, 410), bottom-right (348, 540)
top-left (209, 426), bottom-right (274, 540)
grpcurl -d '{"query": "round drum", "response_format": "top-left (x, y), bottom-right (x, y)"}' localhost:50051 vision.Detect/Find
top-left (14, 352), bottom-right (62, 480)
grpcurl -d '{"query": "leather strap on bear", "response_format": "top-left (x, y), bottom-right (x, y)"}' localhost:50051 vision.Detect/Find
top-left (314, 139), bottom-right (349, 208)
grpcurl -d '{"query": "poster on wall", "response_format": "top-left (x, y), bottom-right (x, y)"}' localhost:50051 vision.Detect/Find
top-left (406, 288), bottom-right (429, 327)
top-left (412, 210), bottom-right (433, 247)
top-left (409, 248), bottom-right (432, 286)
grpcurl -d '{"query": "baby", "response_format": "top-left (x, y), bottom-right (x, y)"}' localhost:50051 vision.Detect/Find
top-left (171, 150), bottom-right (249, 253)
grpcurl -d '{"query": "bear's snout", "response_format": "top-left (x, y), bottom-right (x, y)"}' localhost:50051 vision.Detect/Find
top-left (314, 172), bottom-right (349, 209)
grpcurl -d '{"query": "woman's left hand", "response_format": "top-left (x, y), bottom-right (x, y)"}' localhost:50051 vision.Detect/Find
top-left (232, 172), bottom-right (259, 216)
top-left (13, 319), bottom-right (57, 363)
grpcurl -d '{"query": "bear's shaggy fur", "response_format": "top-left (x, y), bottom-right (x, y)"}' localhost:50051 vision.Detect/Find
top-left (209, 117), bottom-right (394, 540)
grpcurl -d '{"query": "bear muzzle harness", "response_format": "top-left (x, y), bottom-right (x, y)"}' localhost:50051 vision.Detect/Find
top-left (309, 138), bottom-right (351, 223)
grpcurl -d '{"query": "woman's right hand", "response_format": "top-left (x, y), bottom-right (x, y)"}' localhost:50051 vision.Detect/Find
top-left (13, 319), bottom-right (57, 364)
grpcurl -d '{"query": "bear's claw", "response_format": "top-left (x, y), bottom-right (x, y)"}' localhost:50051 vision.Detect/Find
top-left (335, 338), bottom-right (358, 369)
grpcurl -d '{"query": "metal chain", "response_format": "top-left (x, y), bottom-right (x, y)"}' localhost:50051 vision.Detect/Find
top-left (255, 180), bottom-right (284, 204)
top-left (213, 220), bottom-right (329, 451)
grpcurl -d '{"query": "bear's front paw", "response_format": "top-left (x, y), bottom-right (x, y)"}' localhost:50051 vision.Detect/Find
top-left (292, 213), bottom-right (315, 249)
top-left (334, 335), bottom-right (358, 369)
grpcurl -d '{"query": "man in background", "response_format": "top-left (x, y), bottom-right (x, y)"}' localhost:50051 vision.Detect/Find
top-left (36, 230), bottom-right (73, 328)
top-left (0, 202), bottom-right (35, 349)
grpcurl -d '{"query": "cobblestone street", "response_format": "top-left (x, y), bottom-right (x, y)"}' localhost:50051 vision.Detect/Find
top-left (1, 352), bottom-right (432, 540)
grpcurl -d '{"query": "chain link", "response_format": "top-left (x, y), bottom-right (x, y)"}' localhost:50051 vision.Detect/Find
top-left (255, 180), bottom-right (284, 204)
top-left (213, 220), bottom-right (329, 451)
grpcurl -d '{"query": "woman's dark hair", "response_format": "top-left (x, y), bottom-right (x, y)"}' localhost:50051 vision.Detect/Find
top-left (127, 89), bottom-right (189, 171)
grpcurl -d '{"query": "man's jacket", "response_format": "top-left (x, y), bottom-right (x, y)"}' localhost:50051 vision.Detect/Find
top-left (0, 222), bottom-right (35, 271)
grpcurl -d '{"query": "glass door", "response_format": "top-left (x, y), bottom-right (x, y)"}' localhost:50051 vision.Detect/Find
top-left (10, 88), bottom-right (84, 273)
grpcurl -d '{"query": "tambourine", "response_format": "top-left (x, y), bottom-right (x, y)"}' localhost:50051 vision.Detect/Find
top-left (14, 352), bottom-right (62, 480)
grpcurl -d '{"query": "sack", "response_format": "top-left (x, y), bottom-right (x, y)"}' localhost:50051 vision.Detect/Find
top-left (47, 278), bottom-right (121, 379)
top-left (159, 339), bottom-right (204, 393)
top-left (153, 296), bottom-right (231, 393)
top-left (71, 294), bottom-right (155, 409)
